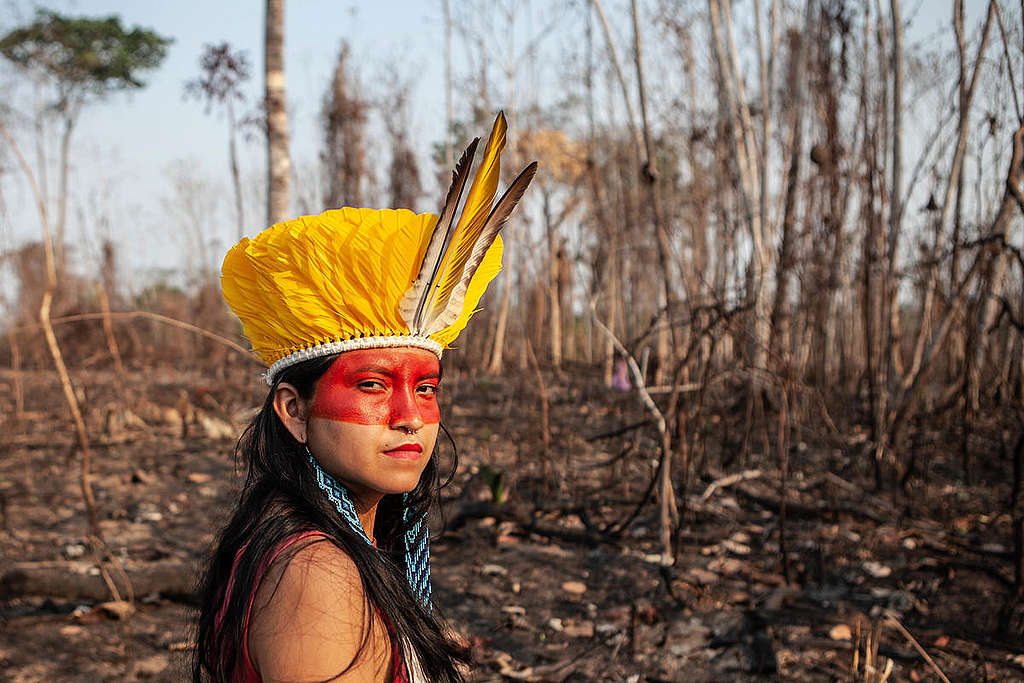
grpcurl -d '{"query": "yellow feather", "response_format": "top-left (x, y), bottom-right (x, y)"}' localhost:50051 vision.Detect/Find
top-left (429, 113), bottom-right (506, 315)
top-left (221, 207), bottom-right (439, 367)
top-left (221, 114), bottom-right (531, 373)
top-left (431, 235), bottom-right (503, 347)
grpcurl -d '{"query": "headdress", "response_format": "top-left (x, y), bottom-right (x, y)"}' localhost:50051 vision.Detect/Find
top-left (221, 112), bottom-right (537, 383)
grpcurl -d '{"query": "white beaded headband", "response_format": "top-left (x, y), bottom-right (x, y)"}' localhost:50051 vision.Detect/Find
top-left (262, 336), bottom-right (443, 384)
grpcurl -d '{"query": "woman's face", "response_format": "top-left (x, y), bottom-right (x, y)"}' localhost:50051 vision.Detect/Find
top-left (305, 347), bottom-right (441, 503)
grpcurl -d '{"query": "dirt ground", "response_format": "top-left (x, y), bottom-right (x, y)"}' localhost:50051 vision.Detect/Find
top-left (1, 363), bottom-right (1022, 681)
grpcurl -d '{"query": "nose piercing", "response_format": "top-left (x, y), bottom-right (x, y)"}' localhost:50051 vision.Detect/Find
top-left (401, 426), bottom-right (416, 435)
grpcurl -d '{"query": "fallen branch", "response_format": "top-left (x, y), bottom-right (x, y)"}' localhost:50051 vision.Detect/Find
top-left (445, 500), bottom-right (606, 547)
top-left (586, 419), bottom-right (652, 443)
top-left (786, 637), bottom-right (918, 664)
top-left (909, 551), bottom-right (1016, 591)
top-left (645, 383), bottom-right (701, 394)
top-left (733, 483), bottom-right (888, 524)
top-left (1, 559), bottom-right (194, 602)
top-left (582, 442), bottom-right (637, 470)
top-left (701, 469), bottom-right (763, 501)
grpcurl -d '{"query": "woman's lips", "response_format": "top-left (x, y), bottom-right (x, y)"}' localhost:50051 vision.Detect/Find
top-left (384, 443), bottom-right (422, 460)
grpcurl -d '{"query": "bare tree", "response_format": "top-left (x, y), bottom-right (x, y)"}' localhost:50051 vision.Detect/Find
top-left (769, 8), bottom-right (813, 364)
top-left (443, 0), bottom-right (454, 170)
top-left (382, 82), bottom-right (421, 209)
top-left (707, 0), bottom-right (778, 375)
top-left (323, 42), bottom-right (367, 208)
top-left (0, 11), bottom-right (169, 575)
top-left (265, 0), bottom-right (290, 223)
top-left (162, 161), bottom-right (220, 287)
top-left (185, 43), bottom-right (252, 240)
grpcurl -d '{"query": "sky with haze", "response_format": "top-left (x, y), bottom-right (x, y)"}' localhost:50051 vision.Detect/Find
top-left (0, 0), bottom-right (995, 294)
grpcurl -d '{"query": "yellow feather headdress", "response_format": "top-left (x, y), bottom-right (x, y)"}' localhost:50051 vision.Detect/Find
top-left (222, 112), bottom-right (538, 382)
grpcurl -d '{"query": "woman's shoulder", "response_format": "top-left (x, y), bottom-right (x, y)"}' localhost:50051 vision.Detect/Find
top-left (248, 533), bottom-right (393, 681)
top-left (265, 532), bottom-right (362, 598)
top-left (251, 533), bottom-right (364, 635)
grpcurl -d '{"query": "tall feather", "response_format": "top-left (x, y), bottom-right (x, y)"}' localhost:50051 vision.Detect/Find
top-left (459, 113), bottom-right (507, 233)
top-left (424, 161), bottom-right (538, 335)
top-left (417, 113), bottom-right (507, 333)
top-left (427, 114), bottom-right (507, 305)
top-left (398, 137), bottom-right (480, 332)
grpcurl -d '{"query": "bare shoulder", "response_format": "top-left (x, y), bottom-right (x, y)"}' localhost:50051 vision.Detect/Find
top-left (248, 537), bottom-right (392, 682)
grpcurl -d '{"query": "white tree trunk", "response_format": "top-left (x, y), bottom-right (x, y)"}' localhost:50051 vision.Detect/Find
top-left (265, 0), bottom-right (290, 224)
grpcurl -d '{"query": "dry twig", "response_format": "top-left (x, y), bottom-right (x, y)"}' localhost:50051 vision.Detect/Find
top-left (0, 116), bottom-right (121, 602)
top-left (700, 469), bottom-right (763, 501)
top-left (884, 612), bottom-right (952, 683)
top-left (590, 298), bottom-right (676, 562)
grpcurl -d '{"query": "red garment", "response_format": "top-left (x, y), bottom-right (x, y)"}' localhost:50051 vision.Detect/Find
top-left (215, 531), bottom-right (409, 682)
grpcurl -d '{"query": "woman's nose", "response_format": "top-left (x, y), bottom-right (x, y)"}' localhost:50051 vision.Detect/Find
top-left (389, 388), bottom-right (425, 433)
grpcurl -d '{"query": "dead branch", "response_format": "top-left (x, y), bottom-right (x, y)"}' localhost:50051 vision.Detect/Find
top-left (0, 559), bottom-right (193, 602)
top-left (17, 310), bottom-right (256, 358)
top-left (990, 296), bottom-right (1024, 333)
top-left (732, 483), bottom-right (889, 524)
top-left (884, 613), bottom-right (952, 683)
top-left (586, 419), bottom-right (653, 443)
top-left (700, 469), bottom-right (763, 502)
top-left (95, 280), bottom-right (126, 394)
top-left (0, 120), bottom-right (101, 537)
top-left (646, 383), bottom-right (701, 394)
top-left (993, 1), bottom-right (1023, 124)
top-left (445, 499), bottom-right (605, 547)
top-left (603, 457), bottom-right (660, 538)
top-left (590, 298), bottom-right (675, 562)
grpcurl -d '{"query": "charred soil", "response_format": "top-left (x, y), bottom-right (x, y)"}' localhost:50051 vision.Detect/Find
top-left (1, 364), bottom-right (1022, 681)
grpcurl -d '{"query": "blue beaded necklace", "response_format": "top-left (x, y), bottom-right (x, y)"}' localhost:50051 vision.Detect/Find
top-left (307, 450), bottom-right (432, 609)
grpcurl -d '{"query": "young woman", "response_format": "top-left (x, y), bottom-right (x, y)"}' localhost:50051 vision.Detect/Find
top-left (192, 114), bottom-right (536, 682)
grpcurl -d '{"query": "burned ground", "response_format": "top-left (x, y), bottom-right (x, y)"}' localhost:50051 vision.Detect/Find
top-left (1, 364), bottom-right (1022, 681)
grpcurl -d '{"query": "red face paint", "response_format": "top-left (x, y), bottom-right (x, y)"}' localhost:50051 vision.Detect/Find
top-left (310, 348), bottom-right (441, 426)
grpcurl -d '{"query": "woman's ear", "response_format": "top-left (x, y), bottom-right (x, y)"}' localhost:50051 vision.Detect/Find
top-left (273, 382), bottom-right (310, 444)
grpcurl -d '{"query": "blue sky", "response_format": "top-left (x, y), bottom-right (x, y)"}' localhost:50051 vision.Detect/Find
top-left (1, 0), bottom-right (455, 286)
top-left (0, 0), bottom-right (1001, 295)
top-left (58, 0), bottom-right (449, 170)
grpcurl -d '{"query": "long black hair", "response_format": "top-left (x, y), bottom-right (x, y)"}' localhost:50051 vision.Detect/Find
top-left (192, 353), bottom-right (470, 681)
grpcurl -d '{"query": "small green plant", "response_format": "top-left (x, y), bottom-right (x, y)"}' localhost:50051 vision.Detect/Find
top-left (479, 465), bottom-right (506, 504)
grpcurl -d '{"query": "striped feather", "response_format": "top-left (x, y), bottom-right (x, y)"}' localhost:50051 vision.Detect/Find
top-left (428, 113), bottom-right (508, 310)
top-left (398, 138), bottom-right (480, 333)
top-left (424, 161), bottom-right (538, 335)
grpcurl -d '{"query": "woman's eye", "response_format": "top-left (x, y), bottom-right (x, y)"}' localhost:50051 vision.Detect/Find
top-left (417, 384), bottom-right (438, 397)
top-left (357, 380), bottom-right (386, 391)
